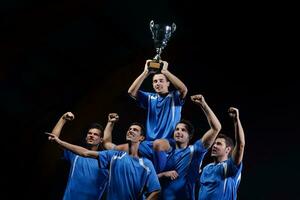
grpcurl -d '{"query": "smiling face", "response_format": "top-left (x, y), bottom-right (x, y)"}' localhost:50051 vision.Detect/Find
top-left (126, 124), bottom-right (145, 143)
top-left (173, 123), bottom-right (190, 147)
top-left (152, 74), bottom-right (170, 94)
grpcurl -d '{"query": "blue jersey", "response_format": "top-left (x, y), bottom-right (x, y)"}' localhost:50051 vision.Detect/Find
top-left (63, 150), bottom-right (108, 200)
top-left (137, 90), bottom-right (184, 140)
top-left (199, 158), bottom-right (242, 200)
top-left (98, 150), bottom-right (161, 200)
top-left (159, 140), bottom-right (208, 200)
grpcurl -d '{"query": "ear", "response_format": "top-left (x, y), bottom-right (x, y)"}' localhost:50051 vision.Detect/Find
top-left (225, 146), bottom-right (231, 154)
top-left (166, 81), bottom-right (170, 87)
top-left (139, 135), bottom-right (145, 142)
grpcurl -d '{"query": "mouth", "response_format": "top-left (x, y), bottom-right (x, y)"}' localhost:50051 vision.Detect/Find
top-left (211, 149), bottom-right (217, 154)
top-left (175, 135), bottom-right (182, 140)
top-left (127, 132), bottom-right (135, 138)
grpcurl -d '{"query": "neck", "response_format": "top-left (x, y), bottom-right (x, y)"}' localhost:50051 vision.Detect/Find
top-left (213, 155), bottom-right (228, 163)
top-left (87, 144), bottom-right (100, 151)
top-left (176, 141), bottom-right (188, 149)
top-left (158, 91), bottom-right (169, 96)
top-left (128, 141), bottom-right (140, 158)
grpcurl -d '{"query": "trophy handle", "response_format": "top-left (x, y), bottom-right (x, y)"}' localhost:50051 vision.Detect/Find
top-left (172, 23), bottom-right (176, 33)
top-left (150, 20), bottom-right (154, 32)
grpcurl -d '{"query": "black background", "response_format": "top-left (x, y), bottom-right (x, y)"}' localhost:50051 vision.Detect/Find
top-left (1, 1), bottom-right (298, 199)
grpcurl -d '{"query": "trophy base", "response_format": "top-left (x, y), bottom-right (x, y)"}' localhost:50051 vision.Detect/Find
top-left (147, 61), bottom-right (163, 72)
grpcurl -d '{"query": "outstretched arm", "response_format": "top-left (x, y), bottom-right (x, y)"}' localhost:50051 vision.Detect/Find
top-left (228, 107), bottom-right (245, 165)
top-left (103, 113), bottom-right (119, 150)
top-left (51, 112), bottom-right (74, 138)
top-left (191, 94), bottom-right (222, 149)
top-left (46, 133), bottom-right (99, 158)
top-left (161, 60), bottom-right (188, 99)
top-left (128, 60), bottom-right (152, 99)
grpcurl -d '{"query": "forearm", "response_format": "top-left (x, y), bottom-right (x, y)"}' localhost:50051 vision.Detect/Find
top-left (235, 118), bottom-right (245, 148)
top-left (200, 102), bottom-right (222, 148)
top-left (232, 118), bottom-right (245, 164)
top-left (201, 101), bottom-right (222, 132)
top-left (103, 122), bottom-right (115, 143)
top-left (162, 70), bottom-right (187, 98)
top-left (51, 118), bottom-right (67, 137)
top-left (57, 139), bottom-right (98, 158)
top-left (157, 172), bottom-right (165, 179)
top-left (146, 190), bottom-right (160, 200)
top-left (128, 71), bottom-right (149, 98)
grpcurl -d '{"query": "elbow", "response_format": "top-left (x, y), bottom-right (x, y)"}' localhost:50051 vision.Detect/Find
top-left (128, 91), bottom-right (137, 99)
top-left (127, 89), bottom-right (133, 96)
top-left (239, 142), bottom-right (245, 150)
top-left (213, 123), bottom-right (222, 133)
top-left (180, 87), bottom-right (188, 98)
top-left (127, 88), bottom-right (132, 94)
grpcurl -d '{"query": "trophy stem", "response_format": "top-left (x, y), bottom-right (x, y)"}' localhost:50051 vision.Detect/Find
top-left (153, 48), bottom-right (162, 61)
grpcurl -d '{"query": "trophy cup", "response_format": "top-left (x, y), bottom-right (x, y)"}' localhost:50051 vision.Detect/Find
top-left (148, 20), bottom-right (176, 71)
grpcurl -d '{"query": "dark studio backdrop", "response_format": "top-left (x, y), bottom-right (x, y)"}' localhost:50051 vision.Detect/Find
top-left (0, 0), bottom-right (298, 199)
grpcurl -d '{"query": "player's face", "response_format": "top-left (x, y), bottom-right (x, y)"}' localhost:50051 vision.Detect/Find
top-left (126, 125), bottom-right (144, 142)
top-left (152, 74), bottom-right (170, 94)
top-left (85, 128), bottom-right (102, 146)
top-left (173, 123), bottom-right (189, 144)
top-left (211, 138), bottom-right (230, 157)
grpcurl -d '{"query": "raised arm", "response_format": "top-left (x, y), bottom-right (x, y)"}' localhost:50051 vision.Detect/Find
top-left (51, 112), bottom-right (74, 138)
top-left (103, 113), bottom-right (119, 150)
top-left (47, 133), bottom-right (99, 158)
top-left (191, 94), bottom-right (222, 149)
top-left (228, 107), bottom-right (245, 165)
top-left (160, 60), bottom-right (188, 99)
top-left (128, 60), bottom-right (152, 99)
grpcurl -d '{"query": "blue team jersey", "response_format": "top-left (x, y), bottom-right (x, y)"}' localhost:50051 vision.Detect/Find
top-left (63, 150), bottom-right (108, 200)
top-left (199, 158), bottom-right (242, 200)
top-left (137, 90), bottom-right (184, 140)
top-left (98, 150), bottom-right (161, 200)
top-left (159, 140), bottom-right (208, 200)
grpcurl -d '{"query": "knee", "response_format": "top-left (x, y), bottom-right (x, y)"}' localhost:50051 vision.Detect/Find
top-left (153, 139), bottom-right (169, 151)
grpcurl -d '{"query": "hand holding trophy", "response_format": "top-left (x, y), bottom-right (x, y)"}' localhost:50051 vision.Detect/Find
top-left (148, 20), bottom-right (176, 72)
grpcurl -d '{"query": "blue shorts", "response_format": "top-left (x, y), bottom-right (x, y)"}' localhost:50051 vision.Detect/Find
top-left (138, 138), bottom-right (176, 158)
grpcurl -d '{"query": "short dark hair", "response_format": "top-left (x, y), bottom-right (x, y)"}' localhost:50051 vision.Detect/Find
top-left (87, 122), bottom-right (104, 137)
top-left (129, 122), bottom-right (145, 137)
top-left (216, 134), bottom-right (234, 148)
top-left (216, 133), bottom-right (234, 155)
top-left (152, 73), bottom-right (169, 82)
top-left (177, 119), bottom-right (195, 139)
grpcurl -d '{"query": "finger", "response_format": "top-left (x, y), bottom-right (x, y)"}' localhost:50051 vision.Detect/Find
top-left (45, 132), bottom-right (52, 136)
